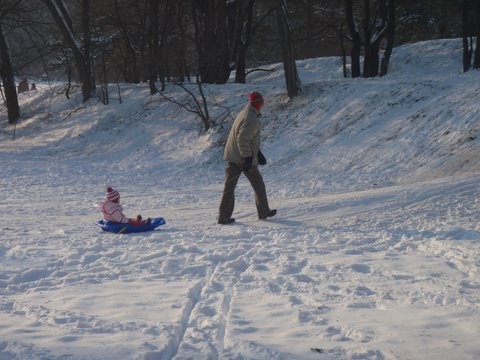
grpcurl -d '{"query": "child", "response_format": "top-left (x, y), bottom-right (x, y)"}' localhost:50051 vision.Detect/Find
top-left (99, 187), bottom-right (150, 225)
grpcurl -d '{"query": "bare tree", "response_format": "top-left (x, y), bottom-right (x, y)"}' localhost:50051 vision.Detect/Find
top-left (380, 0), bottom-right (395, 76)
top-left (41, 0), bottom-right (94, 102)
top-left (159, 82), bottom-right (212, 131)
top-left (148, 0), bottom-right (160, 94)
top-left (230, 0), bottom-right (255, 84)
top-left (345, 0), bottom-right (361, 78)
top-left (171, 0), bottom-right (188, 82)
top-left (474, 0), bottom-right (480, 69)
top-left (0, 23), bottom-right (19, 125)
top-left (276, 0), bottom-right (300, 97)
top-left (345, 0), bottom-right (395, 78)
top-left (193, 0), bottom-right (230, 84)
top-left (111, 0), bottom-right (142, 83)
top-left (463, 0), bottom-right (480, 71)
top-left (82, 0), bottom-right (94, 92)
top-left (0, 0), bottom-right (25, 126)
top-left (462, 0), bottom-right (471, 72)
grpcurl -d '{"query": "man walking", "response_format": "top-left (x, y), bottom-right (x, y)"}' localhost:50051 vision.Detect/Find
top-left (218, 91), bottom-right (277, 224)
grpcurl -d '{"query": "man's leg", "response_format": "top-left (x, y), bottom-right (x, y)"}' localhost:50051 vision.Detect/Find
top-left (218, 162), bottom-right (242, 223)
top-left (244, 166), bottom-right (272, 219)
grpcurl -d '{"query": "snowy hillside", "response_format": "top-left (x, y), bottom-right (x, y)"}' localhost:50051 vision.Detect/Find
top-left (1, 39), bottom-right (480, 360)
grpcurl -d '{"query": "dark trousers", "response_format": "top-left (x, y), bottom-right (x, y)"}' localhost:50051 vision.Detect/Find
top-left (218, 162), bottom-right (271, 221)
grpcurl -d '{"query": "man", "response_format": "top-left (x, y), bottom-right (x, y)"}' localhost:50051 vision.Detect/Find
top-left (218, 91), bottom-right (277, 224)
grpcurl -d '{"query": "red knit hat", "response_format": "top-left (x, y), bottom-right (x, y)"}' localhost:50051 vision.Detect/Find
top-left (105, 186), bottom-right (120, 201)
top-left (248, 91), bottom-right (264, 109)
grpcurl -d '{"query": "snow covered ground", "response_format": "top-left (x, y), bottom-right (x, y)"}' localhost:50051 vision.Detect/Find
top-left (1, 39), bottom-right (480, 360)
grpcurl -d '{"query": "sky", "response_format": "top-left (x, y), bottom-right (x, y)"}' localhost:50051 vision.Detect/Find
top-left (1, 38), bottom-right (480, 360)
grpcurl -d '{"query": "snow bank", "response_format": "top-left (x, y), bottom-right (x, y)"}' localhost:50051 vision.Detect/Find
top-left (1, 39), bottom-right (479, 360)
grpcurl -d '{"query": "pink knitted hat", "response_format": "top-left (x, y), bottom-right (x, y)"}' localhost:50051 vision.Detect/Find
top-left (105, 187), bottom-right (120, 201)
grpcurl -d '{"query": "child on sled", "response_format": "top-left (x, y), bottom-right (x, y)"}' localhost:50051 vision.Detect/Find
top-left (99, 187), bottom-right (151, 225)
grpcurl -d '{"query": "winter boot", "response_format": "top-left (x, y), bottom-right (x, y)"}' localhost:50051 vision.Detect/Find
top-left (259, 209), bottom-right (277, 220)
top-left (218, 218), bottom-right (235, 225)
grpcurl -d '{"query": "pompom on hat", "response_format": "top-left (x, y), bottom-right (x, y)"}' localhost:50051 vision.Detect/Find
top-left (248, 91), bottom-right (264, 109)
top-left (105, 186), bottom-right (120, 201)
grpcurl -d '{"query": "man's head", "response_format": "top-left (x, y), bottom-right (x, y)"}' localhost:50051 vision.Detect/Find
top-left (248, 91), bottom-right (264, 110)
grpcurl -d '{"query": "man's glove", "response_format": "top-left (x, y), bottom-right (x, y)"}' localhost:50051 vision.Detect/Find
top-left (242, 156), bottom-right (253, 172)
top-left (257, 150), bottom-right (267, 166)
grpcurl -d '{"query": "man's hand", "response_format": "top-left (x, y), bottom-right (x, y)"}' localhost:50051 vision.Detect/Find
top-left (242, 156), bottom-right (253, 172)
top-left (258, 150), bottom-right (267, 166)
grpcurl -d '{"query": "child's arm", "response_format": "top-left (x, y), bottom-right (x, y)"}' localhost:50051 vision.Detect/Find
top-left (110, 207), bottom-right (129, 223)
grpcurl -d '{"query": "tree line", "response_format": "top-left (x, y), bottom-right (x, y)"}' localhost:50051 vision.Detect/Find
top-left (1, 0), bottom-right (479, 126)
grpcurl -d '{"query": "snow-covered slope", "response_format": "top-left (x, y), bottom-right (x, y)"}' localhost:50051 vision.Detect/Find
top-left (1, 39), bottom-right (479, 360)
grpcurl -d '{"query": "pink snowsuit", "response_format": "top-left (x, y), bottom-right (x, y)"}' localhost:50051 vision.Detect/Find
top-left (99, 199), bottom-right (129, 223)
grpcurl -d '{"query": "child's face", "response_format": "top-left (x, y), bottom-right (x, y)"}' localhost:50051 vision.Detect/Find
top-left (113, 197), bottom-right (120, 203)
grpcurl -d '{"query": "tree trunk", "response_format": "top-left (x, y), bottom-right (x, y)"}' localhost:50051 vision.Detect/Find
top-left (42, 0), bottom-right (93, 102)
top-left (234, 0), bottom-right (255, 84)
top-left (173, 0), bottom-right (187, 83)
top-left (276, 0), bottom-right (300, 98)
top-left (0, 24), bottom-right (20, 125)
top-left (362, 0), bottom-right (384, 78)
top-left (214, 0), bottom-right (230, 83)
top-left (114, 0), bottom-right (139, 83)
top-left (305, 0), bottom-right (315, 58)
top-left (473, 0), bottom-right (480, 69)
top-left (82, 0), bottom-right (94, 93)
top-left (338, 27), bottom-right (349, 78)
top-left (362, 0), bottom-right (372, 77)
top-left (346, 0), bottom-right (361, 78)
top-left (364, 44), bottom-right (380, 77)
top-left (462, 0), bottom-right (472, 72)
top-left (148, 0), bottom-right (160, 95)
top-left (194, 0), bottom-right (230, 84)
top-left (380, 0), bottom-right (395, 76)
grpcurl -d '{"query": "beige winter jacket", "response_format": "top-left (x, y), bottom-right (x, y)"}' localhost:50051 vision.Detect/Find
top-left (224, 105), bottom-right (261, 165)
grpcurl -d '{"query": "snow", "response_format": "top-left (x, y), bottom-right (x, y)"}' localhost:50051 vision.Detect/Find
top-left (1, 38), bottom-right (480, 359)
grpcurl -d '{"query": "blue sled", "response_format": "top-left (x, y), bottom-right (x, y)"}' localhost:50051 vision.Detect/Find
top-left (97, 217), bottom-right (166, 234)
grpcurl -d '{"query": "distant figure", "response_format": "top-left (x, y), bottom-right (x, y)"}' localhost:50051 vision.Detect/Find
top-left (18, 79), bottom-right (29, 94)
top-left (99, 187), bottom-right (151, 226)
top-left (30, 83), bottom-right (37, 91)
top-left (217, 91), bottom-right (277, 224)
